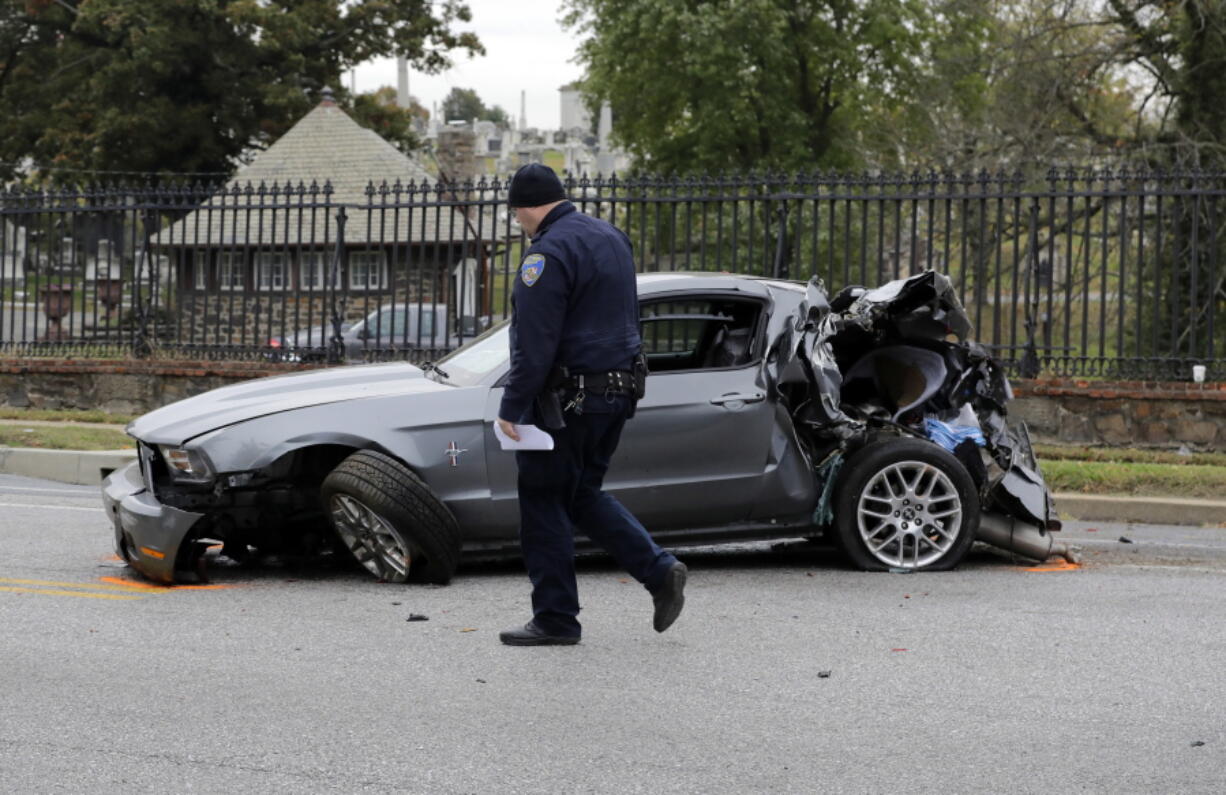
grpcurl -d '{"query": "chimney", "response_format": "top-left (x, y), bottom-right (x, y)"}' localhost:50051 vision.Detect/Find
top-left (519, 90), bottom-right (527, 131)
top-left (437, 123), bottom-right (477, 183)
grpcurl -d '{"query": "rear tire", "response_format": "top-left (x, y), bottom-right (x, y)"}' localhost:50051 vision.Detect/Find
top-left (833, 438), bottom-right (979, 572)
top-left (321, 450), bottom-right (461, 584)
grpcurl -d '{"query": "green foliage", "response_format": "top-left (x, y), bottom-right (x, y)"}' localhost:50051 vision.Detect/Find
top-left (562, 0), bottom-right (934, 173)
top-left (440, 86), bottom-right (509, 126)
top-left (0, 0), bottom-right (482, 181)
top-left (563, 0), bottom-right (1226, 175)
top-left (350, 86), bottom-right (428, 155)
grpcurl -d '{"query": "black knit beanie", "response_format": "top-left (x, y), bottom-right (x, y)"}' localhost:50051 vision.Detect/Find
top-left (507, 163), bottom-right (567, 208)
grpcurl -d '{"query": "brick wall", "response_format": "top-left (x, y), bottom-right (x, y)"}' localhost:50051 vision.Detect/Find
top-left (1010, 379), bottom-right (1226, 450)
top-left (2, 361), bottom-right (1223, 451)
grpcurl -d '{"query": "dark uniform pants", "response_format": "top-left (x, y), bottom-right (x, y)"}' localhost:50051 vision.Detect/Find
top-left (516, 395), bottom-right (676, 637)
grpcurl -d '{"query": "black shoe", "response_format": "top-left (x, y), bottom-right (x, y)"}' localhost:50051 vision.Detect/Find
top-left (652, 562), bottom-right (687, 633)
top-left (499, 621), bottom-right (580, 646)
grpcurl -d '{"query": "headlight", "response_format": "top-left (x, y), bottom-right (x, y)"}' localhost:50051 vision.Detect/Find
top-left (158, 445), bottom-right (215, 482)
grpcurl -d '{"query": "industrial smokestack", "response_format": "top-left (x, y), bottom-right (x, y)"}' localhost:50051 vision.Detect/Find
top-left (598, 101), bottom-right (612, 147)
top-left (396, 56), bottom-right (409, 108)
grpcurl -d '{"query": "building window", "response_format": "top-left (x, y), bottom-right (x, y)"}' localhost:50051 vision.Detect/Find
top-left (218, 251), bottom-right (246, 291)
top-left (193, 251), bottom-right (208, 291)
top-left (349, 250), bottom-right (388, 290)
top-left (299, 252), bottom-right (341, 291)
top-left (256, 252), bottom-right (288, 291)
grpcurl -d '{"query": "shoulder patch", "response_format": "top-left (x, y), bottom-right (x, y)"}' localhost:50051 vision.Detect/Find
top-left (520, 253), bottom-right (546, 287)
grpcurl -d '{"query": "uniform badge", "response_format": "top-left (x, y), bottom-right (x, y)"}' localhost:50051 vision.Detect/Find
top-left (520, 253), bottom-right (545, 287)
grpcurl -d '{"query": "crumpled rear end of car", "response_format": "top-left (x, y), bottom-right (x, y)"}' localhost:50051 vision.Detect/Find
top-left (774, 270), bottom-right (1079, 567)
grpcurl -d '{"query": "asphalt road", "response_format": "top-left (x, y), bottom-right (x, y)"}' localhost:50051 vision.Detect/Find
top-left (1, 472), bottom-right (1224, 793)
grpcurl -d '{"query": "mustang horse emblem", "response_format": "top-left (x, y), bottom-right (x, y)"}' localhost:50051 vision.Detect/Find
top-left (445, 441), bottom-right (468, 467)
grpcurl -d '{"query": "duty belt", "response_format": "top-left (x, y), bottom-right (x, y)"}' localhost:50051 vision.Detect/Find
top-left (562, 370), bottom-right (637, 415)
top-left (565, 370), bottom-right (636, 394)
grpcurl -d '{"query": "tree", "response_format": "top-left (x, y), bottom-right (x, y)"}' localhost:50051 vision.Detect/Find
top-left (0, 0), bottom-right (482, 181)
top-left (351, 86), bottom-right (429, 155)
top-left (562, 0), bottom-right (934, 173)
top-left (440, 86), bottom-right (510, 126)
top-left (1099, 0), bottom-right (1226, 168)
top-left (882, 1), bottom-right (1142, 173)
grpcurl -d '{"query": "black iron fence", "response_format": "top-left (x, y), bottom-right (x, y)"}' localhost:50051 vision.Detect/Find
top-left (1, 169), bottom-right (1223, 379)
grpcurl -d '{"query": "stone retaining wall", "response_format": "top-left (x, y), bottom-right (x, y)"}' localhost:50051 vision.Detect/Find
top-left (0, 359), bottom-right (327, 417)
top-left (2, 361), bottom-right (1223, 450)
top-left (1010, 379), bottom-right (1225, 450)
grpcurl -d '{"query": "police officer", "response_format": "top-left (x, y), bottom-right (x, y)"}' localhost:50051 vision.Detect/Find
top-left (496, 163), bottom-right (686, 646)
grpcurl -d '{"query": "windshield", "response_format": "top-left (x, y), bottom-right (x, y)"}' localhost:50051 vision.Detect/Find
top-left (437, 319), bottom-right (510, 386)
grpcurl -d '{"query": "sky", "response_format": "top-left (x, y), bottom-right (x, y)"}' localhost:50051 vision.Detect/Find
top-left (351, 0), bottom-right (583, 131)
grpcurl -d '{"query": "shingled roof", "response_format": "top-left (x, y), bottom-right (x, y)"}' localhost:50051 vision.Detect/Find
top-left (157, 95), bottom-right (497, 246)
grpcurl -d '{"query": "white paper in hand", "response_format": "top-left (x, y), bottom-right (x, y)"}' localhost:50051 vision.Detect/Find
top-left (493, 422), bottom-right (555, 451)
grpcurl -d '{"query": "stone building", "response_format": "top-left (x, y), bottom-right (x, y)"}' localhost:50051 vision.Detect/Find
top-left (156, 90), bottom-right (497, 347)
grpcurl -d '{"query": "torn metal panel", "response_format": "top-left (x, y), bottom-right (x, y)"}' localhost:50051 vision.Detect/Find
top-left (783, 269), bottom-right (1060, 556)
top-left (840, 270), bottom-right (972, 342)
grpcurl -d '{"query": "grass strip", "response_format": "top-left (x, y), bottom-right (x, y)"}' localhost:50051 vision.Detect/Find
top-left (1034, 443), bottom-right (1226, 467)
top-left (1042, 459), bottom-right (1226, 499)
top-left (0, 425), bottom-right (133, 451)
top-left (0, 408), bottom-right (135, 425)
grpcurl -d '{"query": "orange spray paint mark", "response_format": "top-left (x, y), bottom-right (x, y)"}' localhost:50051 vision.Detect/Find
top-left (97, 576), bottom-right (234, 591)
top-left (1023, 560), bottom-right (1082, 573)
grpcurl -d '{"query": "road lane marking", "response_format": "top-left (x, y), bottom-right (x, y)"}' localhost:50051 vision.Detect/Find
top-left (0, 585), bottom-right (142, 600)
top-left (0, 577), bottom-right (154, 593)
top-left (0, 502), bottom-right (98, 512)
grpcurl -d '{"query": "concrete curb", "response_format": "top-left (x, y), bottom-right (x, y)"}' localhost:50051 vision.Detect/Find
top-left (1054, 493), bottom-right (1226, 527)
top-left (0, 447), bottom-right (137, 486)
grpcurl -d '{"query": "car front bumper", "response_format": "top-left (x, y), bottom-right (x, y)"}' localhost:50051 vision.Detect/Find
top-left (101, 460), bottom-right (206, 584)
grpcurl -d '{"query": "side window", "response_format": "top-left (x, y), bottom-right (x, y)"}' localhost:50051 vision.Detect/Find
top-left (639, 297), bottom-right (762, 372)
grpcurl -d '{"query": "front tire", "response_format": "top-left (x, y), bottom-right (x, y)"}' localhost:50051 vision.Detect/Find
top-left (833, 438), bottom-right (979, 572)
top-left (321, 450), bottom-right (461, 584)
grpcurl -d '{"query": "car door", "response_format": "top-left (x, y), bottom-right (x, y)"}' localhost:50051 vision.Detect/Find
top-left (603, 294), bottom-right (778, 530)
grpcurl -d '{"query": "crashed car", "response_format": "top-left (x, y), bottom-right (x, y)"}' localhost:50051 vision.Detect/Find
top-left (102, 270), bottom-right (1078, 584)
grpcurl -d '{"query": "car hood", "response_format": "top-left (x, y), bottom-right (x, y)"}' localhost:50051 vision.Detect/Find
top-left (127, 362), bottom-right (447, 444)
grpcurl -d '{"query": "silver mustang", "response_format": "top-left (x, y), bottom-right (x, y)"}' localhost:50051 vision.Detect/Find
top-left (101, 271), bottom-right (1078, 585)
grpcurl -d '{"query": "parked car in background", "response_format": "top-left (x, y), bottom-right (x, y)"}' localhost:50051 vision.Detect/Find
top-left (103, 271), bottom-right (1078, 586)
top-left (270, 302), bottom-right (488, 362)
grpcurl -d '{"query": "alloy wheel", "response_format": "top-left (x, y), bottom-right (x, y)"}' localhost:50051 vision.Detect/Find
top-left (855, 460), bottom-right (963, 570)
top-left (330, 493), bottom-right (414, 582)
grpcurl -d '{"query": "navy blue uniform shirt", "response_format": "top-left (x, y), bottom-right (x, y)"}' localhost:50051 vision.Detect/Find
top-left (499, 201), bottom-right (641, 422)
